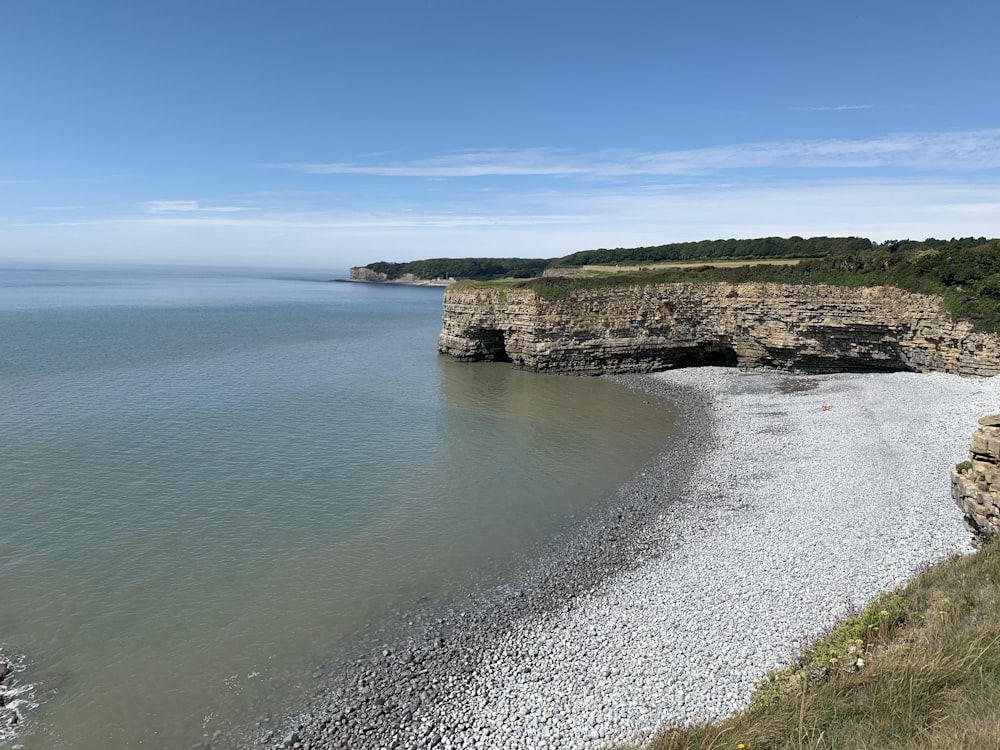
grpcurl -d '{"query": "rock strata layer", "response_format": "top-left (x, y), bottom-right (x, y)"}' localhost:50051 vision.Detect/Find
top-left (952, 414), bottom-right (1000, 543)
top-left (438, 282), bottom-right (1000, 376)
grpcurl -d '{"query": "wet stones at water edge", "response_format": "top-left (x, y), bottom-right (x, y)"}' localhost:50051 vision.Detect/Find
top-left (257, 376), bottom-right (710, 750)
top-left (0, 651), bottom-right (38, 739)
top-left (0, 657), bottom-right (21, 732)
top-left (952, 414), bottom-right (1000, 544)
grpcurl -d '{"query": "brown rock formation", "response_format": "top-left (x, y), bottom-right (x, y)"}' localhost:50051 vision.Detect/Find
top-left (438, 282), bottom-right (1000, 376)
top-left (952, 416), bottom-right (1000, 543)
top-left (349, 267), bottom-right (390, 282)
top-left (348, 267), bottom-right (454, 285)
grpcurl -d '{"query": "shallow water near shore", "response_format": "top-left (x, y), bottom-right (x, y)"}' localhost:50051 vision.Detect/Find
top-left (0, 264), bottom-right (676, 750)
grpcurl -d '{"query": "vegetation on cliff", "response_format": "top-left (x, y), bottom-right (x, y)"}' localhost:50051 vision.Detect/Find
top-left (630, 536), bottom-right (1000, 750)
top-left (548, 236), bottom-right (875, 267)
top-left (364, 236), bottom-right (1000, 332)
top-left (509, 238), bottom-right (1000, 333)
top-left (359, 236), bottom-right (994, 283)
top-left (363, 257), bottom-right (549, 281)
top-left (357, 237), bottom-right (875, 280)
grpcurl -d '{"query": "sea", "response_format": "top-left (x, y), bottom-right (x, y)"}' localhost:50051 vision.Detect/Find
top-left (0, 264), bottom-right (677, 749)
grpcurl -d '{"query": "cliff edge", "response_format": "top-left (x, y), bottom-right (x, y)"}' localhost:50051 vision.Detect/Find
top-left (438, 281), bottom-right (1000, 376)
top-left (952, 415), bottom-right (1000, 544)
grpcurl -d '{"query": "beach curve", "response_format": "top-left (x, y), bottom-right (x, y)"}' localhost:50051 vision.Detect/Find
top-left (265, 367), bottom-right (994, 750)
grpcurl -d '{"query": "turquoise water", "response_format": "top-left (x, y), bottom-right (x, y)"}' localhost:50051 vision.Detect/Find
top-left (0, 265), bottom-right (676, 749)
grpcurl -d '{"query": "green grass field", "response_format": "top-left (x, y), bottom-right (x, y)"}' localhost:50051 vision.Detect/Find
top-left (571, 258), bottom-right (805, 275)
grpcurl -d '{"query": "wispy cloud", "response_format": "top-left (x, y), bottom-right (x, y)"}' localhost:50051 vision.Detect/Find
top-left (142, 200), bottom-right (253, 214)
top-left (7, 177), bottom-right (1000, 266)
top-left (0, 175), bottom-right (124, 186)
top-left (128, 209), bottom-right (583, 231)
top-left (268, 129), bottom-right (1000, 179)
top-left (268, 148), bottom-right (589, 178)
top-left (788, 104), bottom-right (875, 111)
top-left (6, 130), bottom-right (1000, 267)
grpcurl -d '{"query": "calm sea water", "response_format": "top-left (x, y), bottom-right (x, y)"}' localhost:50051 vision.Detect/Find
top-left (0, 265), bottom-right (676, 749)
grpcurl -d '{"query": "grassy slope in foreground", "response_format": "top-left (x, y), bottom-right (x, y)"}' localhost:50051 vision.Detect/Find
top-left (625, 536), bottom-right (1000, 750)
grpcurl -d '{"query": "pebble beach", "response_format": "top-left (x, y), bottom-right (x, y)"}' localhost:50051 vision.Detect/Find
top-left (271, 367), bottom-right (998, 750)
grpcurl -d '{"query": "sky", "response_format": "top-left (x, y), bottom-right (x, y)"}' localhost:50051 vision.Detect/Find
top-left (2, 0), bottom-right (1000, 269)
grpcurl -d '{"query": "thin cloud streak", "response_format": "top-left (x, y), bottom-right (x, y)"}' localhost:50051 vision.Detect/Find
top-left (269, 148), bottom-right (590, 178)
top-left (8, 177), bottom-right (1000, 241)
top-left (5, 177), bottom-right (1000, 267)
top-left (271, 129), bottom-right (1000, 179)
top-left (11, 210), bottom-right (586, 231)
top-left (5, 163), bottom-right (1000, 269)
top-left (788, 104), bottom-right (875, 111)
top-left (142, 200), bottom-right (254, 214)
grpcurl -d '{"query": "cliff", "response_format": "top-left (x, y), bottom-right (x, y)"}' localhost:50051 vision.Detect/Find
top-left (348, 267), bottom-right (454, 285)
top-left (349, 266), bottom-right (392, 282)
top-left (952, 415), bottom-right (1000, 544)
top-left (438, 282), bottom-right (1000, 376)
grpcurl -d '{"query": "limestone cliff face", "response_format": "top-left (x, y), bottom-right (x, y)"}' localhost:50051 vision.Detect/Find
top-left (349, 267), bottom-right (454, 285)
top-left (349, 266), bottom-right (390, 282)
top-left (438, 282), bottom-right (1000, 376)
top-left (952, 415), bottom-right (1000, 544)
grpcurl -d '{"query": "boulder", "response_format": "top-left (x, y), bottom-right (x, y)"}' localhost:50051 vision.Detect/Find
top-left (952, 421), bottom-right (1000, 544)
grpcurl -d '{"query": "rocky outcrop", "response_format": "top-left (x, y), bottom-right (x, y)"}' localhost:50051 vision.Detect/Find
top-left (0, 654), bottom-right (23, 738)
top-left (349, 266), bottom-right (390, 282)
top-left (952, 415), bottom-right (1000, 544)
top-left (348, 267), bottom-right (454, 285)
top-left (438, 282), bottom-right (1000, 376)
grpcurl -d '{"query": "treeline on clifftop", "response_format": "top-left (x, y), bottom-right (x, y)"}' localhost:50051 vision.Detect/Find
top-left (361, 236), bottom-right (992, 282)
top-left (547, 235), bottom-right (875, 266)
top-left (360, 237), bottom-right (876, 280)
top-left (516, 237), bottom-right (1000, 333)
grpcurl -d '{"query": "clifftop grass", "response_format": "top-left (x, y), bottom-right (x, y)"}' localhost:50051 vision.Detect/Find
top-left (625, 536), bottom-right (1000, 750)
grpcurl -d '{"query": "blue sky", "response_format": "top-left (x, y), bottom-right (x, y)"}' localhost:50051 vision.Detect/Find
top-left (3, 1), bottom-right (1000, 268)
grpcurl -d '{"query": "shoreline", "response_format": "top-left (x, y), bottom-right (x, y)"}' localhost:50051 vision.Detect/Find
top-left (260, 367), bottom-right (994, 750)
top-left (332, 278), bottom-right (455, 287)
top-left (254, 371), bottom-right (713, 749)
